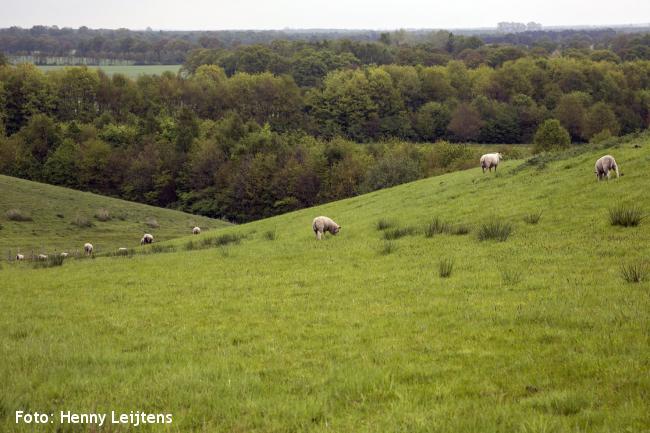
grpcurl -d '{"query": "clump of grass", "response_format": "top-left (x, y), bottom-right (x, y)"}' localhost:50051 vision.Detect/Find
top-left (145, 217), bottom-right (160, 228)
top-left (608, 204), bottom-right (643, 227)
top-left (501, 268), bottom-right (523, 285)
top-left (439, 258), bottom-right (454, 278)
top-left (55, 213), bottom-right (65, 219)
top-left (215, 233), bottom-right (243, 246)
top-left (150, 244), bottom-right (176, 254)
top-left (5, 208), bottom-right (32, 221)
top-left (424, 217), bottom-right (450, 237)
top-left (263, 229), bottom-right (277, 240)
top-left (621, 263), bottom-right (647, 283)
top-left (380, 241), bottom-right (397, 255)
top-left (450, 224), bottom-right (470, 235)
top-left (71, 214), bottom-right (94, 228)
top-left (94, 208), bottom-right (111, 221)
top-left (184, 240), bottom-right (197, 251)
top-left (33, 255), bottom-right (65, 268)
top-left (477, 219), bottom-right (512, 242)
top-left (376, 218), bottom-right (396, 231)
top-left (384, 226), bottom-right (418, 240)
top-left (523, 211), bottom-right (543, 225)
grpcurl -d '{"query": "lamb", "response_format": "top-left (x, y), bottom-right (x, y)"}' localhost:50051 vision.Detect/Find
top-left (480, 153), bottom-right (503, 173)
top-left (192, 226), bottom-right (201, 235)
top-left (16, 254), bottom-right (24, 261)
top-left (595, 155), bottom-right (620, 180)
top-left (141, 233), bottom-right (154, 245)
top-left (312, 216), bottom-right (341, 240)
top-left (84, 243), bottom-right (93, 255)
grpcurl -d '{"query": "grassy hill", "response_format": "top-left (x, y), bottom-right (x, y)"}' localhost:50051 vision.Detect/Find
top-left (1, 135), bottom-right (649, 432)
top-left (0, 175), bottom-right (228, 258)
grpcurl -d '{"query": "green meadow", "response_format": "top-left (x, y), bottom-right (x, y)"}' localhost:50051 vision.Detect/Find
top-left (1, 136), bottom-right (649, 432)
top-left (36, 64), bottom-right (182, 77)
top-left (0, 176), bottom-right (227, 257)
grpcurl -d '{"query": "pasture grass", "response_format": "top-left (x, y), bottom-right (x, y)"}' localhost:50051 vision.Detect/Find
top-left (1, 139), bottom-right (649, 432)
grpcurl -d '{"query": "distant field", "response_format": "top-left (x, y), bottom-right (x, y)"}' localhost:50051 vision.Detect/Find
top-left (36, 64), bottom-right (182, 77)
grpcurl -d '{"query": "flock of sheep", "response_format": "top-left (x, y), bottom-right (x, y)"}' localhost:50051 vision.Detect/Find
top-left (13, 152), bottom-right (623, 255)
top-left (313, 153), bottom-right (621, 240)
top-left (14, 226), bottom-right (202, 261)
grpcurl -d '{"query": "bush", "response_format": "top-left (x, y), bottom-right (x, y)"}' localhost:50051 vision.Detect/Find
top-left (380, 241), bottom-right (397, 255)
top-left (533, 119), bottom-right (571, 153)
top-left (145, 217), bottom-right (160, 228)
top-left (424, 217), bottom-right (450, 237)
top-left (621, 263), bottom-right (647, 283)
top-left (71, 214), bottom-right (94, 228)
top-left (523, 211), bottom-right (542, 225)
top-left (94, 208), bottom-right (111, 221)
top-left (383, 226), bottom-right (418, 240)
top-left (5, 209), bottom-right (32, 221)
top-left (376, 218), bottom-right (396, 231)
top-left (263, 229), bottom-right (277, 240)
top-left (478, 219), bottom-right (512, 241)
top-left (609, 204), bottom-right (643, 227)
top-left (439, 258), bottom-right (454, 278)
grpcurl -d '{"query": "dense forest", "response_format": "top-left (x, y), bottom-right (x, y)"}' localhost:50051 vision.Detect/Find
top-left (1, 30), bottom-right (649, 222)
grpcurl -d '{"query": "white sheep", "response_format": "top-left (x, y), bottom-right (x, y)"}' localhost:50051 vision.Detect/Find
top-left (480, 152), bottom-right (503, 173)
top-left (118, 247), bottom-right (128, 252)
top-left (16, 254), bottom-right (24, 261)
top-left (84, 243), bottom-right (93, 255)
top-left (312, 216), bottom-right (341, 240)
top-left (37, 254), bottom-right (48, 260)
top-left (595, 155), bottom-right (620, 181)
top-left (60, 252), bottom-right (69, 258)
top-left (192, 226), bottom-right (201, 235)
top-left (141, 233), bottom-right (154, 245)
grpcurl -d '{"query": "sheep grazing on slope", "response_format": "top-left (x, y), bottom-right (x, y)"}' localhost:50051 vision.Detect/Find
top-left (192, 226), bottom-right (201, 235)
top-left (595, 155), bottom-right (620, 180)
top-left (312, 216), bottom-right (341, 240)
top-left (480, 153), bottom-right (503, 173)
top-left (141, 233), bottom-right (154, 245)
top-left (84, 243), bottom-right (93, 255)
top-left (16, 254), bottom-right (24, 261)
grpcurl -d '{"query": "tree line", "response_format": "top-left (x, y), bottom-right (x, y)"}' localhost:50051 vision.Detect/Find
top-left (0, 51), bottom-right (649, 221)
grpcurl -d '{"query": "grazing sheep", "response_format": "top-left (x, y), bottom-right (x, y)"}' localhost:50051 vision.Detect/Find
top-left (16, 254), bottom-right (24, 261)
top-left (37, 254), bottom-right (48, 260)
top-left (60, 252), bottom-right (69, 258)
top-left (595, 155), bottom-right (620, 180)
top-left (141, 233), bottom-right (154, 245)
top-left (84, 243), bottom-right (93, 255)
top-left (192, 226), bottom-right (201, 235)
top-left (118, 247), bottom-right (128, 252)
top-left (480, 152), bottom-right (503, 173)
top-left (312, 216), bottom-right (341, 240)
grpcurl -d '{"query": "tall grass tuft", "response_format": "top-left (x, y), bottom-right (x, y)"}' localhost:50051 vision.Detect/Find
top-left (145, 217), bottom-right (160, 228)
top-left (5, 208), bottom-right (32, 221)
top-left (450, 224), bottom-right (470, 235)
top-left (94, 208), bottom-right (111, 221)
top-left (621, 263), bottom-right (647, 283)
top-left (380, 241), bottom-right (397, 255)
top-left (608, 204), bottom-right (643, 227)
top-left (439, 258), bottom-right (454, 278)
top-left (150, 244), bottom-right (176, 254)
top-left (523, 211), bottom-right (543, 225)
top-left (263, 229), bottom-right (277, 240)
top-left (376, 218), bottom-right (396, 231)
top-left (33, 254), bottom-right (65, 268)
top-left (501, 267), bottom-right (523, 285)
top-left (477, 219), bottom-right (512, 242)
top-left (384, 226), bottom-right (418, 240)
top-left (71, 214), bottom-right (94, 228)
top-left (424, 217), bottom-right (450, 237)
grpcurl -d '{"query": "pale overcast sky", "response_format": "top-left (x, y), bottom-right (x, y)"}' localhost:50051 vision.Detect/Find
top-left (1, 0), bottom-right (648, 30)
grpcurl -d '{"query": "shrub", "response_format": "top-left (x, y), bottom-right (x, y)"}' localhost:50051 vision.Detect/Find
top-left (145, 217), bottom-right (160, 228)
top-left (501, 268), bottom-right (523, 285)
top-left (439, 258), bottom-right (454, 278)
top-left (533, 119), bottom-right (571, 153)
top-left (376, 218), bottom-right (396, 231)
top-left (5, 209), bottom-right (32, 221)
top-left (609, 204), bottom-right (643, 227)
top-left (621, 263), bottom-right (647, 283)
top-left (380, 241), bottom-right (397, 255)
top-left (71, 214), bottom-right (94, 228)
top-left (383, 226), bottom-right (418, 240)
top-left (478, 219), bottom-right (512, 241)
top-left (263, 229), bottom-right (277, 240)
top-left (523, 211), bottom-right (542, 225)
top-left (424, 217), bottom-right (450, 237)
top-left (94, 208), bottom-right (111, 221)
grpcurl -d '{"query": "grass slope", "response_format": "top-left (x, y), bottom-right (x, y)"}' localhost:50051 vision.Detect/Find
top-left (1, 137), bottom-right (649, 432)
top-left (0, 175), bottom-right (228, 257)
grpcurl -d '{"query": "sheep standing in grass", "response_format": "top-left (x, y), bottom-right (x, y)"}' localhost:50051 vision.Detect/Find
top-left (84, 243), bottom-right (93, 255)
top-left (16, 254), bottom-right (24, 261)
top-left (595, 155), bottom-right (620, 180)
top-left (118, 247), bottom-right (128, 252)
top-left (312, 216), bottom-right (341, 240)
top-left (37, 254), bottom-right (48, 260)
top-left (480, 153), bottom-right (503, 173)
top-left (60, 252), bottom-right (69, 258)
top-left (192, 226), bottom-right (201, 235)
top-left (141, 233), bottom-right (154, 245)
